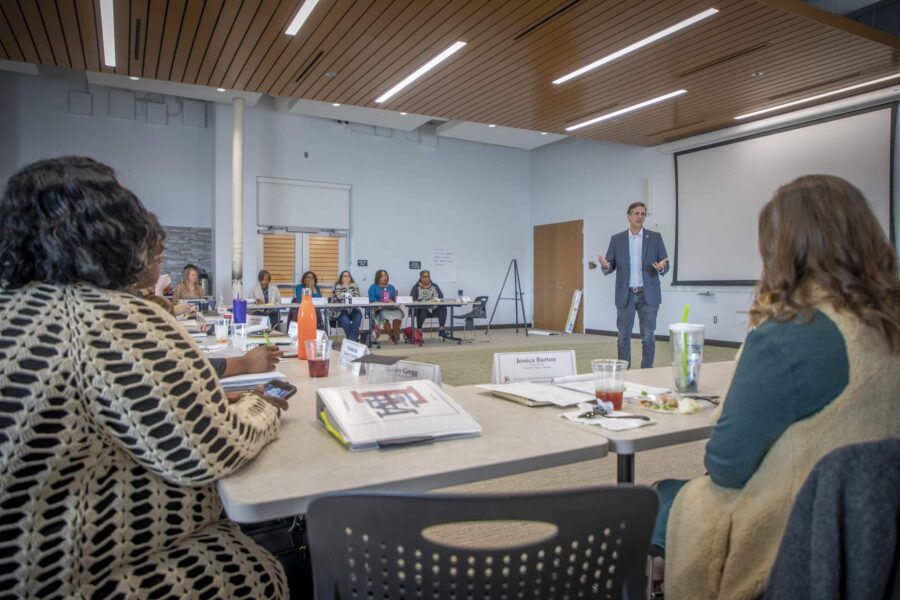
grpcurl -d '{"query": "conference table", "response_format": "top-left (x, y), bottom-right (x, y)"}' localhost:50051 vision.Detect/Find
top-left (216, 354), bottom-right (609, 523)
top-left (247, 299), bottom-right (471, 346)
top-left (464, 360), bottom-right (737, 484)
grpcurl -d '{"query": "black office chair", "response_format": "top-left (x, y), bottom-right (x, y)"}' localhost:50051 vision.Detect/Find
top-left (307, 486), bottom-right (658, 600)
top-left (765, 438), bottom-right (900, 600)
top-left (452, 295), bottom-right (489, 342)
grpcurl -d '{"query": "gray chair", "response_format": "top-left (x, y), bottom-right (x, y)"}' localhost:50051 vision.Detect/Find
top-left (307, 486), bottom-right (658, 600)
top-left (452, 295), bottom-right (489, 342)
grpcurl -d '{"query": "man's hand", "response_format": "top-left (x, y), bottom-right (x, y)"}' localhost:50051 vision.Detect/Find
top-left (598, 255), bottom-right (610, 270)
top-left (652, 258), bottom-right (669, 272)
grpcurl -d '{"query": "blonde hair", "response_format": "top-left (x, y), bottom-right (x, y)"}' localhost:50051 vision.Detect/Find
top-left (749, 175), bottom-right (900, 353)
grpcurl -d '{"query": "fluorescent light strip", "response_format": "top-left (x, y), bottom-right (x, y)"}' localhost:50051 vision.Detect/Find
top-left (285, 0), bottom-right (321, 36)
top-left (100, 0), bottom-right (116, 67)
top-left (735, 73), bottom-right (900, 120)
top-left (375, 41), bottom-right (466, 104)
top-left (565, 90), bottom-right (687, 131)
top-left (553, 8), bottom-right (719, 85)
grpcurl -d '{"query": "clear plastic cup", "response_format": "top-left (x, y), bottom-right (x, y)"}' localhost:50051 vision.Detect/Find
top-left (232, 323), bottom-right (247, 351)
top-left (591, 359), bottom-right (628, 410)
top-left (305, 338), bottom-right (332, 378)
top-left (215, 318), bottom-right (229, 343)
top-left (670, 323), bottom-right (704, 392)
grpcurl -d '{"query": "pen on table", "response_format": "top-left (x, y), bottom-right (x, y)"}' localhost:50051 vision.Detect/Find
top-left (263, 331), bottom-right (271, 345)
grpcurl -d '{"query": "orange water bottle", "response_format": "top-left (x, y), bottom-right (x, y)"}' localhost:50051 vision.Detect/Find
top-left (297, 288), bottom-right (317, 360)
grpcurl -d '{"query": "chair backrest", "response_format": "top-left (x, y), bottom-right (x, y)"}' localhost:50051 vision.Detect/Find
top-left (765, 438), bottom-right (900, 600)
top-left (470, 295), bottom-right (489, 319)
top-left (308, 486), bottom-right (658, 600)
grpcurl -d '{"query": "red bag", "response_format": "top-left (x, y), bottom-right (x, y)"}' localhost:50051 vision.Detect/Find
top-left (403, 326), bottom-right (423, 346)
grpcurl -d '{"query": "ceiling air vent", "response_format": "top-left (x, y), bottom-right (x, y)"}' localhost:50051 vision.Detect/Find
top-left (513, 0), bottom-right (582, 41)
top-left (295, 50), bottom-right (325, 83)
top-left (646, 120), bottom-right (706, 138)
top-left (767, 72), bottom-right (861, 100)
top-left (677, 43), bottom-right (768, 78)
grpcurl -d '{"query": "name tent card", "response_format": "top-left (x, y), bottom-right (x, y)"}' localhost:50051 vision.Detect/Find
top-left (388, 360), bottom-right (442, 385)
top-left (351, 297), bottom-right (369, 306)
top-left (312, 297), bottom-right (328, 306)
top-left (491, 351), bottom-right (577, 384)
top-left (396, 296), bottom-right (413, 304)
top-left (339, 339), bottom-right (369, 375)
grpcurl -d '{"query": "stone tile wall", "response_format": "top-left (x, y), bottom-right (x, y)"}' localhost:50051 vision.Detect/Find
top-left (162, 226), bottom-right (214, 293)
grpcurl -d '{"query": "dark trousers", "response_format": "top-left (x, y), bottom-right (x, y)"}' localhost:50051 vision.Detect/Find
top-left (415, 306), bottom-right (447, 329)
top-left (336, 309), bottom-right (362, 342)
top-left (616, 290), bottom-right (659, 369)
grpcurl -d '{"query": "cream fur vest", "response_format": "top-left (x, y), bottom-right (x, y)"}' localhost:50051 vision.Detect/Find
top-left (665, 305), bottom-right (900, 599)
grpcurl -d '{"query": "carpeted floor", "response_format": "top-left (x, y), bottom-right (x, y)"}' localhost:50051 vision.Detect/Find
top-left (352, 329), bottom-right (739, 492)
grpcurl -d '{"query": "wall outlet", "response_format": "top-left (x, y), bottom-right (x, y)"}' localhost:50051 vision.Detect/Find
top-left (713, 315), bottom-right (718, 324)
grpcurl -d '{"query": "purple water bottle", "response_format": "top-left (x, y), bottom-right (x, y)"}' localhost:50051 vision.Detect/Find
top-left (381, 288), bottom-right (389, 302)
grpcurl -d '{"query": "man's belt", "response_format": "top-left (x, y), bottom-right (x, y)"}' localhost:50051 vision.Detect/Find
top-left (630, 287), bottom-right (644, 294)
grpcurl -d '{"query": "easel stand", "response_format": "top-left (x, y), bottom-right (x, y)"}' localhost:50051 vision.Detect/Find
top-left (488, 259), bottom-right (528, 335)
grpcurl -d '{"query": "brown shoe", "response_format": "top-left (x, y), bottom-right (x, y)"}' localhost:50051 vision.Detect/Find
top-left (391, 319), bottom-right (402, 343)
top-left (381, 321), bottom-right (392, 340)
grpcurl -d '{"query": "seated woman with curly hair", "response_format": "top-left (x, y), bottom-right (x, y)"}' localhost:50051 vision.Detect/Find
top-left (654, 175), bottom-right (900, 599)
top-left (0, 157), bottom-right (287, 598)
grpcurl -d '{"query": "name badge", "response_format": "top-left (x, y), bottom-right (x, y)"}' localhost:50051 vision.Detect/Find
top-left (339, 339), bottom-right (369, 375)
top-left (491, 351), bottom-right (577, 384)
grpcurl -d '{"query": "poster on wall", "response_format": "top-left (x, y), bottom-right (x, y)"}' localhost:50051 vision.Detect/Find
top-left (431, 248), bottom-right (457, 282)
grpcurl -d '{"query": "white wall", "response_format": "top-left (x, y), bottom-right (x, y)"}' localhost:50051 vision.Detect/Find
top-left (530, 106), bottom-right (900, 344)
top-left (0, 68), bottom-right (214, 228)
top-left (213, 98), bottom-right (532, 325)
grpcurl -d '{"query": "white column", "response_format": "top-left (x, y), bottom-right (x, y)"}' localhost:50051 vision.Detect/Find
top-left (231, 97), bottom-right (245, 298)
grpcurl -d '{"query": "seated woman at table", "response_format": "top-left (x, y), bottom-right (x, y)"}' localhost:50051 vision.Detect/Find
top-left (251, 269), bottom-right (282, 328)
top-left (0, 156), bottom-right (288, 599)
top-left (368, 269), bottom-right (404, 343)
top-left (289, 270), bottom-right (324, 329)
top-left (173, 263), bottom-right (204, 303)
top-left (410, 269), bottom-right (450, 339)
top-left (331, 270), bottom-right (363, 342)
top-left (654, 175), bottom-right (900, 599)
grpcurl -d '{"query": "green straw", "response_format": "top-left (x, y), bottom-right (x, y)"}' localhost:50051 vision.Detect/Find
top-left (681, 304), bottom-right (690, 382)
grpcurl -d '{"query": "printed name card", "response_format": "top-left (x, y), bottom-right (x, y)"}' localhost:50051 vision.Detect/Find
top-left (339, 339), bottom-right (369, 374)
top-left (312, 297), bottom-right (328, 306)
top-left (351, 297), bottom-right (369, 305)
top-left (491, 351), bottom-right (577, 384)
top-left (396, 296), bottom-right (413, 304)
top-left (388, 361), bottom-right (442, 385)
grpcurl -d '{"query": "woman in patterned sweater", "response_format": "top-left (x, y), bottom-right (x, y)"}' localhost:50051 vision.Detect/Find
top-left (0, 157), bottom-right (287, 599)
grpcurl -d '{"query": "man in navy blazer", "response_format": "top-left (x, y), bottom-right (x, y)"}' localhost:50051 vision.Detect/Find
top-left (599, 202), bottom-right (670, 368)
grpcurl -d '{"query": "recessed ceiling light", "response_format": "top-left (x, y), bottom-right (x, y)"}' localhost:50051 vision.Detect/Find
top-left (540, 132), bottom-right (548, 135)
top-left (400, 112), bottom-right (408, 115)
top-left (129, 76), bottom-right (139, 81)
top-left (216, 87), bottom-right (226, 92)
top-left (735, 73), bottom-right (900, 120)
top-left (565, 90), bottom-right (687, 131)
top-left (99, 0), bottom-right (116, 67)
top-left (285, 0), bottom-right (320, 36)
top-left (751, 71), bottom-right (765, 77)
top-left (332, 103), bottom-right (341, 107)
top-left (488, 124), bottom-right (496, 128)
top-left (375, 41), bottom-right (466, 104)
top-left (553, 8), bottom-right (719, 85)
top-left (324, 71), bottom-right (337, 78)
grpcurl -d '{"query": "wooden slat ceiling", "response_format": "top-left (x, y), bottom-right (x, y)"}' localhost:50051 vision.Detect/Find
top-left (0, 0), bottom-right (896, 146)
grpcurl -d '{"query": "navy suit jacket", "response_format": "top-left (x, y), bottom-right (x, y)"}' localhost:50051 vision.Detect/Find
top-left (602, 229), bottom-right (670, 308)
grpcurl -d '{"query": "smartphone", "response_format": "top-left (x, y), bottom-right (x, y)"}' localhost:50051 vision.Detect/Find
top-left (262, 379), bottom-right (297, 401)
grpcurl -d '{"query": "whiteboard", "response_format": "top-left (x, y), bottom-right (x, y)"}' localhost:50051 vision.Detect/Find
top-left (675, 105), bottom-right (893, 285)
top-left (257, 177), bottom-right (350, 231)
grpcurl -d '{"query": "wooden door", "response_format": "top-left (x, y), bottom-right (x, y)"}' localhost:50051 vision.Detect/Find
top-left (533, 220), bottom-right (584, 332)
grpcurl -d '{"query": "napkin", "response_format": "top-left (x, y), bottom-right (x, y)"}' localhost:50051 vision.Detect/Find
top-left (560, 410), bottom-right (656, 431)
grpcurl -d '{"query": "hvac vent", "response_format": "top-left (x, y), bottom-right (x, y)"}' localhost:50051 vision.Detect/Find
top-left (513, 0), bottom-right (582, 41)
top-left (295, 50), bottom-right (325, 83)
top-left (677, 43), bottom-right (768, 78)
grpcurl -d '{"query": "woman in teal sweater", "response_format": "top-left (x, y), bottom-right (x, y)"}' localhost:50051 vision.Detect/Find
top-left (368, 269), bottom-right (404, 343)
top-left (653, 175), bottom-right (900, 597)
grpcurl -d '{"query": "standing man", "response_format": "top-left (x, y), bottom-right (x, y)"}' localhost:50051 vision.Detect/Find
top-left (598, 202), bottom-right (670, 368)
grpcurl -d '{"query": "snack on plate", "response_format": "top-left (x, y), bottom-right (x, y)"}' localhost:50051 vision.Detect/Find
top-left (677, 397), bottom-right (702, 414)
top-left (660, 393), bottom-right (679, 409)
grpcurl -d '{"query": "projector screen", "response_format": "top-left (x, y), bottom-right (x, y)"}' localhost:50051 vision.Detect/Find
top-left (675, 105), bottom-right (894, 285)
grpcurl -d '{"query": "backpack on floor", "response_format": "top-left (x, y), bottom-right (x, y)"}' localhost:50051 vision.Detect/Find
top-left (403, 326), bottom-right (423, 346)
